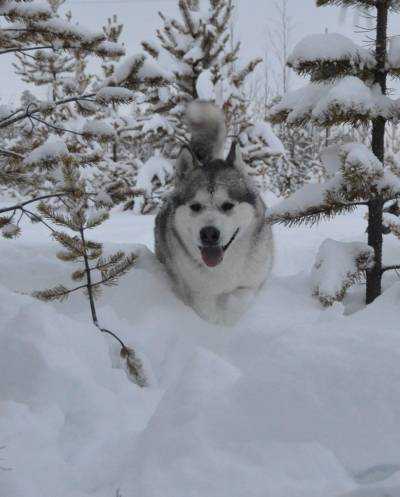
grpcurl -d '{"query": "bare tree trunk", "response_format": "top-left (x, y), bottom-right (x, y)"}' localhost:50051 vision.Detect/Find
top-left (112, 141), bottom-right (118, 162)
top-left (366, 0), bottom-right (388, 304)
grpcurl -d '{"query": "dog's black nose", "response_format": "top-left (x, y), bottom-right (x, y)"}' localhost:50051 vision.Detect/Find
top-left (200, 226), bottom-right (220, 245)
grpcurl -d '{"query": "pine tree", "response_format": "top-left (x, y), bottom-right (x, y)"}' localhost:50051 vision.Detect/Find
top-left (126, 0), bottom-right (283, 212)
top-left (0, 0), bottom-right (168, 382)
top-left (269, 0), bottom-right (400, 305)
top-left (32, 158), bottom-right (146, 387)
top-left (140, 0), bottom-right (282, 152)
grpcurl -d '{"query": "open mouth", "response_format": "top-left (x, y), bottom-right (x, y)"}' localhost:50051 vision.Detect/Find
top-left (200, 228), bottom-right (239, 268)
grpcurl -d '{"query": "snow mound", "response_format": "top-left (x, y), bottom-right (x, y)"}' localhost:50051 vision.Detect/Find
top-left (2, 214), bottom-right (400, 497)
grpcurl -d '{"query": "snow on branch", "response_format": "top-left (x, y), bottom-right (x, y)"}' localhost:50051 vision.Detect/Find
top-left (383, 212), bottom-right (400, 239)
top-left (240, 121), bottom-right (284, 164)
top-left (317, 0), bottom-right (397, 8)
top-left (93, 40), bottom-right (125, 59)
top-left (0, 1), bottom-right (52, 22)
top-left (23, 137), bottom-right (69, 169)
top-left (82, 120), bottom-right (116, 142)
top-left (104, 53), bottom-right (172, 90)
top-left (95, 87), bottom-right (135, 105)
top-left (311, 239), bottom-right (374, 307)
top-left (30, 19), bottom-right (104, 46)
top-left (267, 142), bottom-right (399, 226)
top-left (136, 153), bottom-right (173, 195)
top-left (269, 77), bottom-right (398, 127)
top-left (287, 33), bottom-right (374, 81)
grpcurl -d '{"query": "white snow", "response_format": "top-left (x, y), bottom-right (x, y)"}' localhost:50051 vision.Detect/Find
top-left (196, 69), bottom-right (215, 100)
top-left (1, 210), bottom-right (400, 497)
top-left (388, 36), bottom-right (400, 69)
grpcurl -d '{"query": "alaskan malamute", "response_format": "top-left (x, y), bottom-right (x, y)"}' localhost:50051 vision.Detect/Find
top-left (155, 101), bottom-right (273, 325)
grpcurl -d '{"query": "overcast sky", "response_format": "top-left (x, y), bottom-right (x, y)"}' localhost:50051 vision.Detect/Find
top-left (1, 0), bottom-right (399, 104)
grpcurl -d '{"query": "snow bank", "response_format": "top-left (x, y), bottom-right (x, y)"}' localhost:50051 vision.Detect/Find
top-left (2, 214), bottom-right (400, 497)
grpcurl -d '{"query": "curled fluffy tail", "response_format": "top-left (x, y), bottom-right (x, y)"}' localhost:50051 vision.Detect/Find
top-left (186, 100), bottom-right (226, 164)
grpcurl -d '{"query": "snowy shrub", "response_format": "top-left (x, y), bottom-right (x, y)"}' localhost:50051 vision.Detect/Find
top-left (311, 239), bottom-right (374, 307)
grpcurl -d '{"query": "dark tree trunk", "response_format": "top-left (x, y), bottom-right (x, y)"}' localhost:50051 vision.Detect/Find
top-left (112, 141), bottom-right (118, 162)
top-left (366, 1), bottom-right (389, 304)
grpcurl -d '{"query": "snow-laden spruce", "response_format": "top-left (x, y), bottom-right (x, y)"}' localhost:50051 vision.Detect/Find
top-left (269, 11), bottom-right (400, 305)
top-left (136, 0), bottom-right (283, 188)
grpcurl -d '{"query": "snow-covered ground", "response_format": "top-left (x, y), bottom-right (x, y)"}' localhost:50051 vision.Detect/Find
top-left (1, 207), bottom-right (400, 497)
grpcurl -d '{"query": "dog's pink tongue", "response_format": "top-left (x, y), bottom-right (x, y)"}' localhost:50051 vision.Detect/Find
top-left (201, 247), bottom-right (224, 267)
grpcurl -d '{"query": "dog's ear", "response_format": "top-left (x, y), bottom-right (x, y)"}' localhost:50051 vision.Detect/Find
top-left (226, 140), bottom-right (245, 169)
top-left (175, 146), bottom-right (198, 181)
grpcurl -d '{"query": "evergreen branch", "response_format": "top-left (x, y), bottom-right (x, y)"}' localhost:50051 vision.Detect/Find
top-left (0, 148), bottom-right (23, 159)
top-left (0, 45), bottom-right (54, 56)
top-left (268, 203), bottom-right (361, 227)
top-left (21, 207), bottom-right (57, 233)
top-left (29, 114), bottom-right (87, 137)
top-left (0, 193), bottom-right (70, 215)
top-left (381, 265), bottom-right (400, 274)
top-left (0, 94), bottom-right (96, 129)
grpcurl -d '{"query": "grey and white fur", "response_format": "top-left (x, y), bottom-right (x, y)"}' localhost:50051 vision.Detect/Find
top-left (155, 100), bottom-right (273, 325)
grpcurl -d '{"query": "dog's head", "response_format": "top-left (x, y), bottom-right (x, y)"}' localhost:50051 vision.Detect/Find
top-left (172, 141), bottom-right (263, 268)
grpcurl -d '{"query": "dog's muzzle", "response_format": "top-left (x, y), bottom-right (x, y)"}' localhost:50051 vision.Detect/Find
top-left (199, 228), bottom-right (239, 267)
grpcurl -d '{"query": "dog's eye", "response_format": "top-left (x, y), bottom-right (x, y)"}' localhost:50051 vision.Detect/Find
top-left (190, 203), bottom-right (203, 213)
top-left (221, 202), bottom-right (234, 212)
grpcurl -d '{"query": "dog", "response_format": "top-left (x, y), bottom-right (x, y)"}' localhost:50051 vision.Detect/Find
top-left (154, 101), bottom-right (273, 325)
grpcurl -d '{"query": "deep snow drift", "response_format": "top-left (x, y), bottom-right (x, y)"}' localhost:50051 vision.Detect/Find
top-left (1, 208), bottom-right (400, 497)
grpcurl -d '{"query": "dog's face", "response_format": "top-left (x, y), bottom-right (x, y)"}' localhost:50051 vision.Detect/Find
top-left (172, 143), bottom-right (260, 268)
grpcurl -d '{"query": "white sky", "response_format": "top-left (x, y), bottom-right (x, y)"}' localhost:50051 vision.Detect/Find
top-left (1, 0), bottom-right (399, 104)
